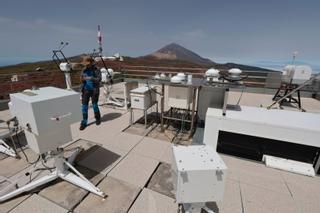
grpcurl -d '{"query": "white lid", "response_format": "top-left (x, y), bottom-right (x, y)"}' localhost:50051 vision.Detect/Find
top-left (173, 145), bottom-right (227, 171)
top-left (177, 72), bottom-right (185, 77)
top-left (171, 75), bottom-right (182, 83)
top-left (228, 68), bottom-right (242, 74)
top-left (206, 68), bottom-right (220, 77)
top-left (130, 86), bottom-right (152, 94)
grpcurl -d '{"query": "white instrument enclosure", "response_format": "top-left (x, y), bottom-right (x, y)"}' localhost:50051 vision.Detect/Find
top-left (9, 87), bottom-right (81, 154)
top-left (172, 145), bottom-right (227, 204)
top-left (59, 62), bottom-right (71, 72)
top-left (130, 86), bottom-right (156, 110)
top-left (168, 86), bottom-right (192, 109)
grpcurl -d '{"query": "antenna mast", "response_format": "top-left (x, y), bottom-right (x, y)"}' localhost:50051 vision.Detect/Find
top-left (98, 25), bottom-right (103, 56)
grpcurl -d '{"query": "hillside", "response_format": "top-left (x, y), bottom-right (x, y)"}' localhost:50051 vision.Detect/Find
top-left (142, 43), bottom-right (272, 71)
top-left (0, 43), bottom-right (274, 74)
top-left (143, 43), bottom-right (215, 66)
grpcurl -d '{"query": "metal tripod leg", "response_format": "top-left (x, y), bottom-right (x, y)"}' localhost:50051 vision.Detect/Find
top-left (0, 149), bottom-right (105, 203)
top-left (0, 172), bottom-right (58, 202)
top-left (59, 172), bottom-right (104, 197)
top-left (103, 84), bottom-right (124, 107)
top-left (0, 139), bottom-right (17, 157)
top-left (61, 158), bottom-right (105, 197)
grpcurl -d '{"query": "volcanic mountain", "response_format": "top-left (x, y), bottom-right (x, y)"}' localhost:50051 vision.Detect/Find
top-left (141, 43), bottom-right (272, 71)
top-left (143, 43), bottom-right (215, 66)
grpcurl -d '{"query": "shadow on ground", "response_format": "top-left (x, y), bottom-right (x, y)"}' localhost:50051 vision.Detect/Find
top-left (86, 112), bottom-right (122, 127)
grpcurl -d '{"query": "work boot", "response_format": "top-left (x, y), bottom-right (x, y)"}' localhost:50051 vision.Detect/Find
top-left (95, 112), bottom-right (101, 126)
top-left (79, 124), bottom-right (86, 131)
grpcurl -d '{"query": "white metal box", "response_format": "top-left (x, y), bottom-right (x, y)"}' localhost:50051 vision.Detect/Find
top-left (130, 86), bottom-right (156, 110)
top-left (172, 145), bottom-right (227, 203)
top-left (198, 87), bottom-right (226, 121)
top-left (9, 87), bottom-right (81, 154)
top-left (168, 86), bottom-right (192, 109)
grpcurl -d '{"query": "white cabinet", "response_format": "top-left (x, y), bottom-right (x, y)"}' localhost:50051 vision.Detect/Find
top-left (168, 86), bottom-right (192, 110)
top-left (9, 87), bottom-right (81, 154)
top-left (130, 86), bottom-right (156, 110)
top-left (172, 145), bottom-right (227, 203)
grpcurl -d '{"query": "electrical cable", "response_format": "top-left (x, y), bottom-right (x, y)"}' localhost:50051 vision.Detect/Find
top-left (14, 128), bottom-right (29, 162)
top-left (41, 159), bottom-right (55, 172)
top-left (14, 128), bottom-right (41, 165)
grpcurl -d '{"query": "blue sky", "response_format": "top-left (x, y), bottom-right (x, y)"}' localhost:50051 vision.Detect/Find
top-left (0, 0), bottom-right (319, 71)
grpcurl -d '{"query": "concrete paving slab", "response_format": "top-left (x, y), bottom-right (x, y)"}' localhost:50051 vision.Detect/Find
top-left (109, 153), bottom-right (159, 188)
top-left (296, 200), bottom-right (320, 213)
top-left (70, 108), bottom-right (127, 144)
top-left (131, 137), bottom-right (169, 161)
top-left (124, 122), bottom-right (157, 137)
top-left (74, 177), bottom-right (140, 213)
top-left (111, 132), bottom-right (143, 152)
top-left (215, 180), bottom-right (242, 213)
top-left (0, 148), bottom-right (38, 178)
top-left (9, 194), bottom-right (68, 213)
top-left (280, 169), bottom-right (320, 187)
top-left (240, 182), bottom-right (299, 213)
top-left (0, 194), bottom-right (30, 213)
top-left (283, 174), bottom-right (320, 203)
top-left (0, 176), bottom-right (9, 189)
top-left (237, 169), bottom-right (290, 196)
top-left (71, 122), bottom-right (118, 146)
top-left (64, 139), bottom-right (100, 163)
top-left (147, 163), bottom-right (175, 199)
top-left (65, 139), bottom-right (98, 151)
top-left (220, 154), bottom-right (285, 183)
top-left (0, 163), bottom-right (51, 196)
top-left (0, 153), bottom-right (7, 160)
top-left (160, 145), bottom-right (174, 165)
top-left (77, 145), bottom-right (126, 175)
top-left (39, 166), bottom-right (105, 211)
top-left (129, 188), bottom-right (178, 213)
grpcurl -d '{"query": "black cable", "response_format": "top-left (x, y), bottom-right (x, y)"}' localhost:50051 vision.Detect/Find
top-left (41, 159), bottom-right (55, 172)
top-left (14, 128), bottom-right (41, 165)
top-left (15, 128), bottom-right (29, 162)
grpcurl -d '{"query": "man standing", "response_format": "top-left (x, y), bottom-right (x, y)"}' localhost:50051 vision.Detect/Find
top-left (80, 56), bottom-right (101, 130)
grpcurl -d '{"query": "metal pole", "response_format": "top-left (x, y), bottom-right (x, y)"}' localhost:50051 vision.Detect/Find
top-left (161, 84), bottom-right (165, 132)
top-left (222, 88), bottom-right (229, 116)
top-left (189, 87), bottom-right (197, 138)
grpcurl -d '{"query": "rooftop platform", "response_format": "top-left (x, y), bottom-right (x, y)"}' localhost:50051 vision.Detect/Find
top-left (1, 83), bottom-right (320, 213)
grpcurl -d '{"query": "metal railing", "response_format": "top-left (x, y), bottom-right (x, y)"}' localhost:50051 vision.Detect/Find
top-left (0, 65), bottom-right (319, 100)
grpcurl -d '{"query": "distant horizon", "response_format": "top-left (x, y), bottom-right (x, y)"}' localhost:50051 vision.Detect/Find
top-left (0, 53), bottom-right (319, 73)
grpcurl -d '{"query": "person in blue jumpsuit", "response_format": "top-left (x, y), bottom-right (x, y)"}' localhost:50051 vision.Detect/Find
top-left (79, 56), bottom-right (102, 130)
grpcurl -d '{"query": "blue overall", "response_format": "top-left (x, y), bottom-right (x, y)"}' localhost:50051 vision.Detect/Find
top-left (81, 68), bottom-right (101, 126)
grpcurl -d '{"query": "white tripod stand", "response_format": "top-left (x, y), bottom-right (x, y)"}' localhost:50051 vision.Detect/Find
top-left (0, 122), bottom-right (18, 158)
top-left (0, 148), bottom-right (105, 202)
top-left (0, 139), bottom-right (17, 158)
top-left (1, 87), bottom-right (106, 203)
top-left (100, 68), bottom-right (124, 107)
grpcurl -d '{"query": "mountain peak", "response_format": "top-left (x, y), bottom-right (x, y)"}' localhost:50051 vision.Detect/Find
top-left (146, 43), bottom-right (215, 66)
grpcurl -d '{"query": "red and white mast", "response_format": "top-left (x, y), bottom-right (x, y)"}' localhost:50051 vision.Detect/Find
top-left (97, 25), bottom-right (103, 56)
